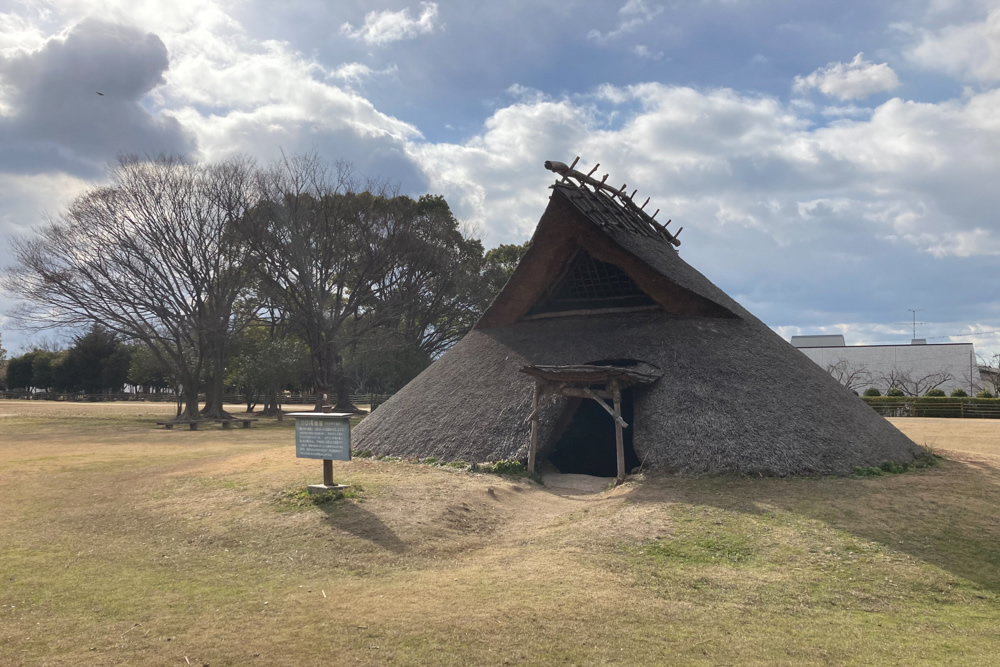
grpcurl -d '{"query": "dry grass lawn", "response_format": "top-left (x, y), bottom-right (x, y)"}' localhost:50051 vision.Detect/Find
top-left (1, 401), bottom-right (1000, 665)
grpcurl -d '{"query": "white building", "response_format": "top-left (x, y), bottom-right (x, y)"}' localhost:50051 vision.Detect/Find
top-left (792, 336), bottom-right (977, 396)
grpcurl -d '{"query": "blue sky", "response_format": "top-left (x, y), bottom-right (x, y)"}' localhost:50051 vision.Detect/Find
top-left (1, 0), bottom-right (1000, 355)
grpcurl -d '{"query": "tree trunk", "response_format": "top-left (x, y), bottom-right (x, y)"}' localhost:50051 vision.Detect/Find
top-left (262, 388), bottom-right (281, 416)
top-left (201, 341), bottom-right (232, 419)
top-left (311, 337), bottom-right (337, 411)
top-left (202, 381), bottom-right (216, 414)
top-left (332, 356), bottom-right (358, 412)
top-left (179, 383), bottom-right (200, 421)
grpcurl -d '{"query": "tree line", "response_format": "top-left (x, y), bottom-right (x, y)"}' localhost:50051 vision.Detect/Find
top-left (2, 327), bottom-right (136, 394)
top-left (0, 323), bottom-right (416, 403)
top-left (2, 154), bottom-right (527, 419)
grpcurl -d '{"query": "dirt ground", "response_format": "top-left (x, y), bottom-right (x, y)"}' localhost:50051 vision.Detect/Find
top-left (1, 401), bottom-right (999, 666)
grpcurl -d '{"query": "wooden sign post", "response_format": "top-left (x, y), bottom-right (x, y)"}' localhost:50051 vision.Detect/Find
top-left (288, 412), bottom-right (353, 493)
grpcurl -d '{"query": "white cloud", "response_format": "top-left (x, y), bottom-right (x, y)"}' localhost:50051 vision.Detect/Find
top-left (330, 62), bottom-right (402, 85)
top-left (408, 85), bottom-right (810, 245)
top-left (588, 0), bottom-right (663, 44)
top-left (505, 83), bottom-right (547, 103)
top-left (794, 53), bottom-right (901, 100)
top-left (404, 81), bottom-right (1000, 269)
top-left (0, 11), bottom-right (47, 55)
top-left (0, 18), bottom-right (194, 175)
top-left (340, 2), bottom-right (439, 46)
top-left (0, 1), bottom-right (430, 228)
top-left (632, 44), bottom-right (663, 60)
top-left (329, 62), bottom-right (373, 83)
top-left (0, 171), bottom-right (90, 239)
top-left (4, 0), bottom-right (1000, 355)
top-left (113, 5), bottom-right (424, 169)
top-left (903, 8), bottom-right (1000, 83)
top-left (406, 98), bottom-right (595, 240)
top-left (820, 104), bottom-right (872, 118)
top-left (0, 170), bottom-right (92, 346)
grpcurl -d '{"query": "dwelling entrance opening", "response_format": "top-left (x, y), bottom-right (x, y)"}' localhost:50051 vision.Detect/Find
top-left (519, 361), bottom-right (662, 483)
top-left (547, 389), bottom-right (638, 477)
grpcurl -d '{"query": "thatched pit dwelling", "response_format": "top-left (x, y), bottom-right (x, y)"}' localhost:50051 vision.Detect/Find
top-left (353, 159), bottom-right (921, 479)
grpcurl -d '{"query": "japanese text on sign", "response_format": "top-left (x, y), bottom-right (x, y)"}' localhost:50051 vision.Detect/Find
top-left (295, 418), bottom-right (351, 461)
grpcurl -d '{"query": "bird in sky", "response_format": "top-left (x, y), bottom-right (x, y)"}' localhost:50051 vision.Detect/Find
top-left (96, 91), bottom-right (104, 96)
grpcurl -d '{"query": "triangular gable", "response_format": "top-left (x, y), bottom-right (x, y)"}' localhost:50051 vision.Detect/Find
top-left (477, 186), bottom-right (736, 329)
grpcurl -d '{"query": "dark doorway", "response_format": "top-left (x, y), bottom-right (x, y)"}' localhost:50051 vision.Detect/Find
top-left (546, 389), bottom-right (639, 477)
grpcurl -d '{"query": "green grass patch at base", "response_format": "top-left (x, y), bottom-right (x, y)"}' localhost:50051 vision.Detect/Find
top-left (274, 486), bottom-right (363, 510)
top-left (643, 533), bottom-right (756, 565)
top-left (854, 448), bottom-right (943, 477)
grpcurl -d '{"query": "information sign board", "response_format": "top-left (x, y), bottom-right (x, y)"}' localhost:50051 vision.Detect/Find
top-left (289, 413), bottom-right (352, 461)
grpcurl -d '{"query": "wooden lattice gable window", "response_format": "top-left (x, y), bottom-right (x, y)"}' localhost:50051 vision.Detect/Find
top-left (475, 159), bottom-right (740, 329)
top-left (526, 249), bottom-right (656, 317)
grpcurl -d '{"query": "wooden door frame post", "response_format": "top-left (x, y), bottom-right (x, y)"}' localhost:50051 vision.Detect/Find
top-left (528, 379), bottom-right (541, 474)
top-left (612, 379), bottom-right (625, 483)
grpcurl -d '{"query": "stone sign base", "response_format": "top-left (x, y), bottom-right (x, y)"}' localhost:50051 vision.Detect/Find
top-left (307, 484), bottom-right (351, 495)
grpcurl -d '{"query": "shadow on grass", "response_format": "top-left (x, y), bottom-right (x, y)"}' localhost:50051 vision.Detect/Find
top-left (317, 500), bottom-right (407, 554)
top-left (624, 457), bottom-right (1000, 592)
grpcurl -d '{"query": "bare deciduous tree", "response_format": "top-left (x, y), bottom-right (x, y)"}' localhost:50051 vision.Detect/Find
top-left (877, 367), bottom-right (953, 396)
top-left (825, 358), bottom-right (872, 393)
top-left (877, 367), bottom-right (909, 395)
top-left (976, 353), bottom-right (1000, 396)
top-left (3, 155), bottom-right (258, 421)
top-left (902, 371), bottom-right (953, 396)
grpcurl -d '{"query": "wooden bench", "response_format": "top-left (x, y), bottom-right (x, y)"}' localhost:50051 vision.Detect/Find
top-left (157, 418), bottom-right (259, 430)
top-left (157, 420), bottom-right (201, 431)
top-left (219, 418), bottom-right (258, 430)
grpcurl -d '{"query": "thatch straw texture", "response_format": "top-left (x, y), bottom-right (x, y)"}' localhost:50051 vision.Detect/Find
top-left (353, 178), bottom-right (921, 475)
top-left (353, 310), bottom-right (920, 475)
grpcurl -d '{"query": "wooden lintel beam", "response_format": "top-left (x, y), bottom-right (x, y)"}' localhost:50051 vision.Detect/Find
top-left (559, 387), bottom-right (613, 400)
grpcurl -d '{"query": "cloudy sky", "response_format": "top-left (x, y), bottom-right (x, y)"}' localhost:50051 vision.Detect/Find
top-left (1, 0), bottom-right (1000, 355)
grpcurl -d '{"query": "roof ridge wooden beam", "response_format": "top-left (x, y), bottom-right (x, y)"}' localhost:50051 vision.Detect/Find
top-left (544, 159), bottom-right (681, 247)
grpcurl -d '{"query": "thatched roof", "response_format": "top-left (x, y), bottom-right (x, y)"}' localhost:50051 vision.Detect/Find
top-left (354, 162), bottom-right (920, 475)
